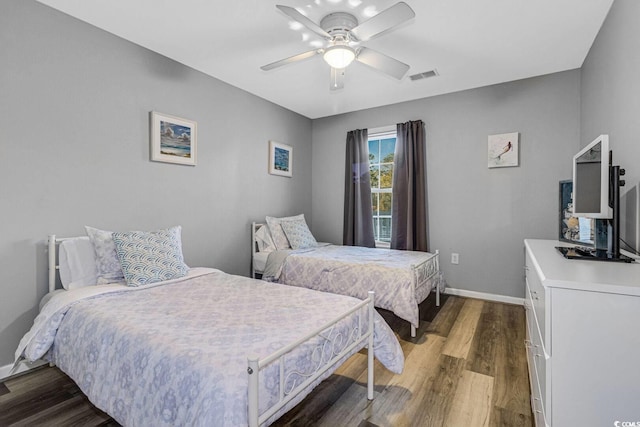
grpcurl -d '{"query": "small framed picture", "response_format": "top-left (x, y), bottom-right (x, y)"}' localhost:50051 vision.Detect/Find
top-left (269, 140), bottom-right (292, 177)
top-left (488, 132), bottom-right (519, 168)
top-left (150, 111), bottom-right (197, 166)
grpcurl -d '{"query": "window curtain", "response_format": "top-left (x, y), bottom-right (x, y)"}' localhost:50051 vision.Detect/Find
top-left (391, 120), bottom-right (428, 251)
top-left (343, 129), bottom-right (376, 247)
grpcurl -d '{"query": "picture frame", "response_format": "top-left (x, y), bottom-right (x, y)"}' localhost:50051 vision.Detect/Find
top-left (268, 140), bottom-right (292, 177)
top-left (488, 132), bottom-right (519, 168)
top-left (150, 111), bottom-right (197, 166)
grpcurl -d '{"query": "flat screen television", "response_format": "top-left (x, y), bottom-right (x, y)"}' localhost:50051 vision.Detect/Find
top-left (558, 134), bottom-right (633, 262)
top-left (572, 134), bottom-right (612, 219)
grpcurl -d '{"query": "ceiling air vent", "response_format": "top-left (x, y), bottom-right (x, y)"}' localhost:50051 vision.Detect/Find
top-left (409, 69), bottom-right (439, 81)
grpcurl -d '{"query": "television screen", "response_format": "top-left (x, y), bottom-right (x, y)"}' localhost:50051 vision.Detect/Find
top-left (572, 135), bottom-right (612, 219)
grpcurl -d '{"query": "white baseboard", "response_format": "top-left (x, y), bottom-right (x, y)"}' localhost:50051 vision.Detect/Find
top-left (444, 287), bottom-right (524, 306)
top-left (0, 359), bottom-right (47, 381)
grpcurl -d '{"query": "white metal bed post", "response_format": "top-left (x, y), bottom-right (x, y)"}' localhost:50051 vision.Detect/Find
top-left (250, 222), bottom-right (256, 279)
top-left (248, 355), bottom-right (259, 427)
top-left (435, 250), bottom-right (440, 307)
top-left (48, 235), bottom-right (56, 293)
top-left (367, 291), bottom-right (375, 400)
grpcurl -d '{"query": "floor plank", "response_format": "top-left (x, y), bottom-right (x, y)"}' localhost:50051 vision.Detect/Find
top-left (415, 354), bottom-right (468, 427)
top-left (366, 335), bottom-right (447, 427)
top-left (489, 303), bottom-right (533, 426)
top-left (443, 370), bottom-right (494, 427)
top-left (466, 301), bottom-right (502, 377)
top-left (425, 295), bottom-right (465, 337)
top-left (441, 298), bottom-right (484, 359)
top-left (0, 382), bottom-right (9, 397)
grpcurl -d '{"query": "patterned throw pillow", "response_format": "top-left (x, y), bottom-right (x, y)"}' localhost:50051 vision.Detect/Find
top-left (85, 226), bottom-right (125, 284)
top-left (112, 226), bottom-right (189, 287)
top-left (265, 214), bottom-right (305, 250)
top-left (280, 218), bottom-right (318, 249)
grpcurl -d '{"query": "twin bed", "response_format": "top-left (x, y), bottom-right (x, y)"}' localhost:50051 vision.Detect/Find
top-left (251, 221), bottom-right (443, 338)
top-left (15, 231), bottom-right (404, 427)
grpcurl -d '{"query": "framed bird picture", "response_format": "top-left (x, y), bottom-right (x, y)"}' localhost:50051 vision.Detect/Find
top-left (488, 132), bottom-right (519, 168)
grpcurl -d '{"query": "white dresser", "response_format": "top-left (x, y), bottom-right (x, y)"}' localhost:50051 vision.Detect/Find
top-left (524, 239), bottom-right (640, 427)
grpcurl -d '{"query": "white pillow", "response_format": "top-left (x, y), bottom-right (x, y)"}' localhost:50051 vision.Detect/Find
top-left (255, 225), bottom-right (276, 253)
top-left (265, 214), bottom-right (305, 250)
top-left (58, 237), bottom-right (98, 290)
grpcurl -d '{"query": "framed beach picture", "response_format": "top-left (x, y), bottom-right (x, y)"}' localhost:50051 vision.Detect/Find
top-left (488, 132), bottom-right (519, 168)
top-left (269, 140), bottom-right (292, 177)
top-left (150, 111), bottom-right (197, 166)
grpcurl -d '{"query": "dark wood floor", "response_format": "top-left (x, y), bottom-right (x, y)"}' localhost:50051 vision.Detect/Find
top-left (0, 294), bottom-right (532, 427)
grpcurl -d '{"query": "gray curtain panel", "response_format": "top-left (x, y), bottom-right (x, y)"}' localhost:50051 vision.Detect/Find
top-left (391, 120), bottom-right (428, 251)
top-left (343, 129), bottom-right (376, 247)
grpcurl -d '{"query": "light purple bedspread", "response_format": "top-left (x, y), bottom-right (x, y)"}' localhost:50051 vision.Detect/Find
top-left (264, 245), bottom-right (441, 328)
top-left (16, 268), bottom-right (403, 427)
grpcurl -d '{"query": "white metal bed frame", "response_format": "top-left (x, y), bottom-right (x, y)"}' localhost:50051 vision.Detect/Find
top-left (250, 222), bottom-right (441, 338)
top-left (47, 234), bottom-right (376, 427)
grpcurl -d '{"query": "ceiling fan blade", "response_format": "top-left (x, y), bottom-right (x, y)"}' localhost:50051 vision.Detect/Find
top-left (261, 49), bottom-right (322, 71)
top-left (350, 2), bottom-right (415, 41)
top-left (276, 5), bottom-right (332, 40)
top-left (330, 67), bottom-right (345, 91)
top-left (356, 47), bottom-right (409, 79)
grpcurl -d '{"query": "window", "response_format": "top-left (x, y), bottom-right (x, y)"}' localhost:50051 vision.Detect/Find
top-left (368, 131), bottom-right (396, 245)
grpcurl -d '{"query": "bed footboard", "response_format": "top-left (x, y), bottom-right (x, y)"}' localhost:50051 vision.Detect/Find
top-left (247, 291), bottom-right (375, 427)
top-left (412, 250), bottom-right (441, 304)
top-left (410, 250), bottom-right (442, 337)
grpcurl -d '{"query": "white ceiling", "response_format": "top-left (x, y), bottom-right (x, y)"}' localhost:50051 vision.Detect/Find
top-left (37, 0), bottom-right (613, 119)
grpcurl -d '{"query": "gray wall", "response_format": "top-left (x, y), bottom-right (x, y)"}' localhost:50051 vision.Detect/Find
top-left (311, 70), bottom-right (582, 298)
top-left (580, 0), bottom-right (640, 249)
top-left (0, 1), bottom-right (312, 366)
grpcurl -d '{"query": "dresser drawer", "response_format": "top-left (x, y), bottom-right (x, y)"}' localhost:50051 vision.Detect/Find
top-left (526, 336), bottom-right (548, 427)
top-left (525, 251), bottom-right (546, 347)
top-left (527, 284), bottom-right (549, 405)
top-left (532, 326), bottom-right (548, 420)
top-left (524, 286), bottom-right (537, 352)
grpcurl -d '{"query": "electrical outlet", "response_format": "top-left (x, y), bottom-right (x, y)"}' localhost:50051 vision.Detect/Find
top-left (451, 253), bottom-right (459, 264)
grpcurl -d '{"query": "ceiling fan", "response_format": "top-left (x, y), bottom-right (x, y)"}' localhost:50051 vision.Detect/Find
top-left (261, 2), bottom-right (415, 90)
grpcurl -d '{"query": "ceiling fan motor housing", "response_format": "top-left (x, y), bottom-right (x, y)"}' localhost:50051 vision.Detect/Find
top-left (320, 12), bottom-right (359, 39)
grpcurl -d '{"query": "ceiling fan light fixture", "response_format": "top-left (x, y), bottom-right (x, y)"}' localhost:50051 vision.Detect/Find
top-left (323, 45), bottom-right (356, 69)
